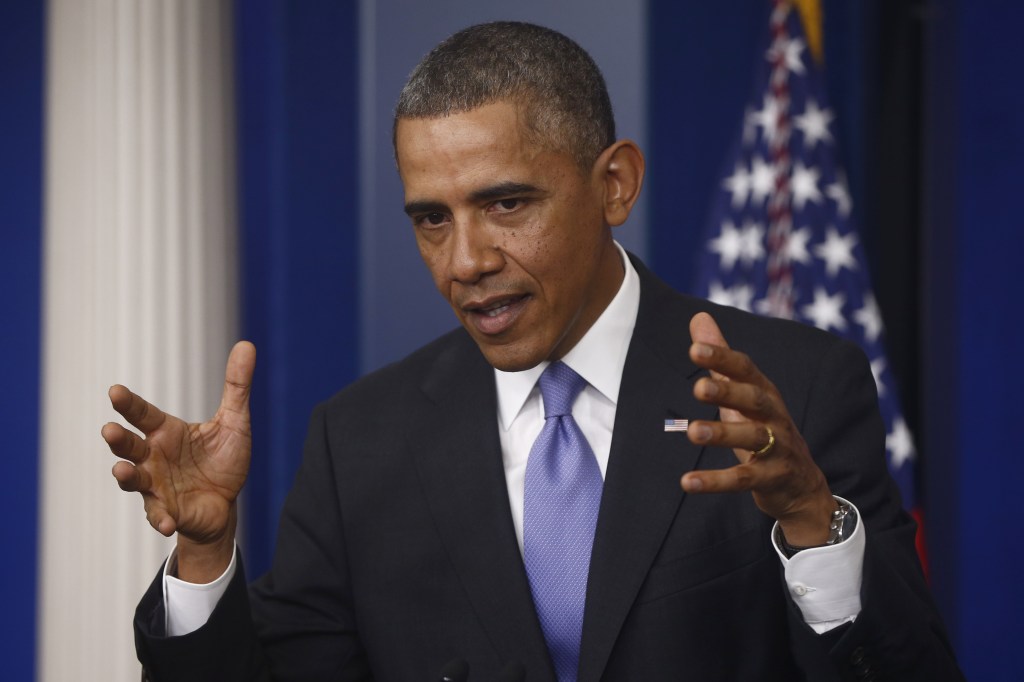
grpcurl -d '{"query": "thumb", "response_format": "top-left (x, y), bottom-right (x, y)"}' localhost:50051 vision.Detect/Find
top-left (221, 341), bottom-right (256, 415)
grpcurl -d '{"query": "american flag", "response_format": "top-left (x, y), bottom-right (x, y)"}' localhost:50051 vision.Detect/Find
top-left (695, 2), bottom-right (920, 526)
top-left (664, 419), bottom-right (690, 433)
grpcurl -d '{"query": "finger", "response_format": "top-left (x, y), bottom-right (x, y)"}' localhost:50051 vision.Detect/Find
top-left (687, 419), bottom-right (775, 458)
top-left (101, 422), bottom-right (149, 463)
top-left (111, 460), bottom-right (153, 493)
top-left (689, 312), bottom-right (731, 350)
top-left (141, 494), bottom-right (177, 536)
top-left (108, 384), bottom-right (168, 435)
top-left (112, 467), bottom-right (176, 535)
top-left (690, 313), bottom-right (731, 381)
top-left (693, 376), bottom-right (778, 421)
top-left (690, 339), bottom-right (771, 387)
top-left (681, 462), bottom-right (763, 494)
top-left (220, 341), bottom-right (256, 416)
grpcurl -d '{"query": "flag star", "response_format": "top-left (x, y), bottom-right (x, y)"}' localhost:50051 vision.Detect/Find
top-left (793, 99), bottom-right (834, 149)
top-left (800, 286), bottom-right (847, 332)
top-left (783, 37), bottom-right (807, 74)
top-left (708, 281), bottom-right (755, 312)
top-left (749, 94), bottom-right (783, 145)
top-left (708, 221), bottom-right (745, 270)
top-left (739, 221), bottom-right (766, 266)
top-left (870, 356), bottom-right (887, 397)
top-left (767, 36), bottom-right (807, 75)
top-left (886, 417), bottom-right (916, 469)
top-left (707, 281), bottom-right (732, 307)
top-left (722, 162), bottom-right (751, 208)
top-left (708, 280), bottom-right (733, 303)
top-left (813, 226), bottom-right (859, 277)
top-left (784, 226), bottom-right (813, 265)
top-left (853, 294), bottom-right (884, 343)
top-left (749, 156), bottom-right (775, 206)
top-left (826, 175), bottom-right (852, 218)
top-left (790, 161), bottom-right (823, 211)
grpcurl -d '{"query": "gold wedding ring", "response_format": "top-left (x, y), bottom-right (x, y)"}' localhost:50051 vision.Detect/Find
top-left (751, 425), bottom-right (775, 457)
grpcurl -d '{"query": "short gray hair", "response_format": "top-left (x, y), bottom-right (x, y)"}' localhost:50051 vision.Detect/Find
top-left (394, 21), bottom-right (616, 169)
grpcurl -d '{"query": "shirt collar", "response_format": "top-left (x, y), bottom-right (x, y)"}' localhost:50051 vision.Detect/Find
top-left (494, 242), bottom-right (641, 430)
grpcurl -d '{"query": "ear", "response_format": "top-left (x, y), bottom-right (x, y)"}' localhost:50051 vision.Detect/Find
top-left (594, 140), bottom-right (645, 227)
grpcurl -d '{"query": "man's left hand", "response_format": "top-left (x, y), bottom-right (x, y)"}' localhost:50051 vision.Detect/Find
top-left (682, 312), bottom-right (837, 547)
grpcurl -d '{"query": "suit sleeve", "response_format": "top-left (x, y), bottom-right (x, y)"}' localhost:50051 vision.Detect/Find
top-left (134, 556), bottom-right (270, 681)
top-left (133, 403), bottom-right (373, 681)
top-left (783, 337), bottom-right (964, 681)
top-left (247, 402), bottom-right (373, 679)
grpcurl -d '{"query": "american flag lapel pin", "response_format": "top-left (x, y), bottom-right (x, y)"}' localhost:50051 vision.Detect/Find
top-left (664, 419), bottom-right (689, 432)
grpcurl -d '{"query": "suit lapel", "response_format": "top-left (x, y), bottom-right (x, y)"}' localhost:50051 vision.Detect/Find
top-left (408, 334), bottom-right (554, 678)
top-left (577, 263), bottom-right (719, 682)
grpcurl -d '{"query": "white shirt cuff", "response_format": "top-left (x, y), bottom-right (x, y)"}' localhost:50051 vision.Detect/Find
top-left (162, 544), bottom-right (238, 637)
top-left (772, 496), bottom-right (864, 634)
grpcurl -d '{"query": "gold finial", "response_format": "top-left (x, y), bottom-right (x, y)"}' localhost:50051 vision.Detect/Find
top-left (790, 0), bottom-right (824, 64)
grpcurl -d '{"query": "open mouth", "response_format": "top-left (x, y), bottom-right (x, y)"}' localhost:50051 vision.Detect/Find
top-left (464, 294), bottom-right (530, 334)
top-left (479, 297), bottom-right (521, 316)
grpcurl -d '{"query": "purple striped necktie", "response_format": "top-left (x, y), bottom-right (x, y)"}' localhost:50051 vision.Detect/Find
top-left (523, 361), bottom-right (603, 682)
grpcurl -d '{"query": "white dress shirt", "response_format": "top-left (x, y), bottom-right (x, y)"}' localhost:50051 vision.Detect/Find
top-left (165, 242), bottom-right (863, 637)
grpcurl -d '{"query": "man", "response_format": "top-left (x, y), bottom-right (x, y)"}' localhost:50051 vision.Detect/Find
top-left (103, 21), bottom-right (962, 681)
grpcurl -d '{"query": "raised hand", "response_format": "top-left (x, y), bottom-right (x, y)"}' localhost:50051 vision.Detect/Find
top-left (681, 313), bottom-right (836, 547)
top-left (101, 341), bottom-right (255, 581)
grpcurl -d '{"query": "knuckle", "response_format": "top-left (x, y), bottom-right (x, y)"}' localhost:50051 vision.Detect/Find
top-left (735, 351), bottom-right (755, 376)
top-left (733, 465), bottom-right (755, 489)
top-left (751, 386), bottom-right (771, 413)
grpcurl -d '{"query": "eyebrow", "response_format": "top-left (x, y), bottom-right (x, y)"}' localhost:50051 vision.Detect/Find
top-left (403, 182), bottom-right (543, 217)
top-left (468, 182), bottom-right (542, 203)
top-left (403, 200), bottom-right (447, 217)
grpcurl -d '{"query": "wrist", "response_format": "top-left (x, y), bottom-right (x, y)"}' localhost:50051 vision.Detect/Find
top-left (776, 491), bottom-right (838, 547)
top-left (776, 496), bottom-right (857, 557)
top-left (174, 510), bottom-right (237, 584)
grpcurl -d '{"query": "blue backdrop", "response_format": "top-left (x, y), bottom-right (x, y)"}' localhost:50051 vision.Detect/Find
top-left (236, 0), bottom-right (361, 574)
top-left (1, 3), bottom-right (42, 681)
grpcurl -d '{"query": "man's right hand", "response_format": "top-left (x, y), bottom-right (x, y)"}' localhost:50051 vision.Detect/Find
top-left (101, 341), bottom-right (256, 583)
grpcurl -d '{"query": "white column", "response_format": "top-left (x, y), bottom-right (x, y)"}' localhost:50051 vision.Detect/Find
top-left (40, 1), bottom-right (237, 680)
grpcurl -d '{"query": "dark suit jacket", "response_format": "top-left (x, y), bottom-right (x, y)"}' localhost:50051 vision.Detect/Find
top-left (135, 258), bottom-right (963, 681)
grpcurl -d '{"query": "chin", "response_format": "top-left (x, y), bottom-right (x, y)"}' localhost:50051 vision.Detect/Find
top-left (476, 342), bottom-right (546, 373)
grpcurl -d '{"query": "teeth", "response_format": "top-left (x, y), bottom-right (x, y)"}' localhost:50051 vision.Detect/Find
top-left (480, 297), bottom-right (516, 315)
top-left (485, 304), bottom-right (510, 317)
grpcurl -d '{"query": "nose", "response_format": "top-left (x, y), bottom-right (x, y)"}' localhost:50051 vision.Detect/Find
top-left (447, 218), bottom-right (504, 284)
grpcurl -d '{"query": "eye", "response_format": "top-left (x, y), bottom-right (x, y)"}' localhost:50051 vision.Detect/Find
top-left (415, 212), bottom-right (449, 229)
top-left (491, 198), bottom-right (524, 213)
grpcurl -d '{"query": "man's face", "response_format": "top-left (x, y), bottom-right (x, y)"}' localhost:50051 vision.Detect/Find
top-left (395, 100), bottom-right (624, 372)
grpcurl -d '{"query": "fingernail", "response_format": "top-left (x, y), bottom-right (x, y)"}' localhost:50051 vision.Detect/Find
top-left (682, 476), bottom-right (703, 492)
top-left (693, 343), bottom-right (713, 358)
top-left (693, 424), bottom-right (712, 442)
top-left (702, 381), bottom-right (719, 397)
